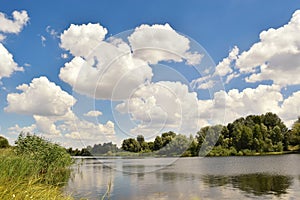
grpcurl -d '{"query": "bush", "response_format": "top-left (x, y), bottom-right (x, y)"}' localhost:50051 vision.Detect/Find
top-left (14, 133), bottom-right (73, 185)
top-left (0, 136), bottom-right (9, 148)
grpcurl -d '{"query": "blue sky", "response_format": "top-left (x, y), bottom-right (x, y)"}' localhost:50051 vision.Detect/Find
top-left (0, 1), bottom-right (300, 147)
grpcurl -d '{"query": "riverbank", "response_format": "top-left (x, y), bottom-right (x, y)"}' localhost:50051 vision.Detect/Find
top-left (0, 134), bottom-right (74, 200)
top-left (83, 145), bottom-right (300, 158)
top-left (0, 148), bottom-right (72, 200)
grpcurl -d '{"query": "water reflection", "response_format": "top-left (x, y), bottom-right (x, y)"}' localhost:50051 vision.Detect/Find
top-left (65, 155), bottom-right (300, 200)
top-left (202, 173), bottom-right (292, 196)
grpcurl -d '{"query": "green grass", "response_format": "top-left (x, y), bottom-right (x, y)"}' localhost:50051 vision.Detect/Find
top-left (0, 133), bottom-right (76, 200)
top-left (0, 148), bottom-right (73, 200)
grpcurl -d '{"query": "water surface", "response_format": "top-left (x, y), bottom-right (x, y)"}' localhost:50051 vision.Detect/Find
top-left (64, 154), bottom-right (300, 199)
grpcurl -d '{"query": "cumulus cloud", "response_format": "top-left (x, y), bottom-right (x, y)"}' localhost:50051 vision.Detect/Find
top-left (236, 10), bottom-right (300, 87)
top-left (64, 120), bottom-right (115, 140)
top-left (278, 91), bottom-right (300, 127)
top-left (60, 23), bottom-right (108, 58)
top-left (191, 46), bottom-right (239, 90)
top-left (0, 34), bottom-right (6, 42)
top-left (84, 110), bottom-right (103, 117)
top-left (59, 38), bottom-right (153, 100)
top-left (0, 10), bottom-right (29, 34)
top-left (115, 81), bottom-right (200, 136)
top-left (0, 43), bottom-right (23, 79)
top-left (7, 124), bottom-right (37, 135)
top-left (59, 23), bottom-right (207, 101)
top-left (5, 76), bottom-right (115, 139)
top-left (33, 115), bottom-right (61, 135)
top-left (5, 76), bottom-right (76, 116)
top-left (197, 84), bottom-right (283, 125)
top-left (128, 23), bottom-right (202, 65)
top-left (214, 46), bottom-right (239, 77)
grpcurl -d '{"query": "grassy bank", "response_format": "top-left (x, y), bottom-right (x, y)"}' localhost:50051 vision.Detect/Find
top-left (0, 134), bottom-right (73, 200)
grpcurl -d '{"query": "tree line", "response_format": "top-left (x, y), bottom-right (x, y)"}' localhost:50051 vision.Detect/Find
top-left (120, 112), bottom-right (300, 156)
top-left (2, 112), bottom-right (299, 157)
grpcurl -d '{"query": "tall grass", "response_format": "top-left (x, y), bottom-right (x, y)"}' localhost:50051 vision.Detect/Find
top-left (0, 133), bottom-right (74, 200)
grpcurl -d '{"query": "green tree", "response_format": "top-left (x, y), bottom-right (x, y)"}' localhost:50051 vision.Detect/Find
top-left (148, 141), bottom-right (154, 151)
top-left (158, 134), bottom-right (191, 156)
top-left (240, 126), bottom-right (253, 150)
top-left (121, 138), bottom-right (140, 152)
top-left (161, 131), bottom-right (176, 146)
top-left (253, 124), bottom-right (263, 140)
top-left (137, 135), bottom-right (145, 144)
top-left (290, 117), bottom-right (300, 146)
top-left (153, 136), bottom-right (163, 151)
top-left (15, 133), bottom-right (72, 177)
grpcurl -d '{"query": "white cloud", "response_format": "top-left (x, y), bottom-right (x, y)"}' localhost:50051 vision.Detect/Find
top-left (115, 81), bottom-right (200, 136)
top-left (0, 43), bottom-right (24, 79)
top-left (33, 115), bottom-right (61, 136)
top-left (84, 110), bottom-right (103, 117)
top-left (225, 72), bottom-right (240, 84)
top-left (0, 10), bottom-right (29, 34)
top-left (46, 26), bottom-right (58, 38)
top-left (236, 10), bottom-right (300, 87)
top-left (64, 120), bottom-right (114, 140)
top-left (278, 91), bottom-right (300, 127)
top-left (60, 23), bottom-right (108, 58)
top-left (197, 79), bottom-right (215, 90)
top-left (0, 34), bottom-right (6, 42)
top-left (128, 23), bottom-right (202, 65)
top-left (7, 124), bottom-right (37, 135)
top-left (5, 76), bottom-right (76, 116)
top-left (191, 46), bottom-right (239, 90)
top-left (214, 46), bottom-right (239, 77)
top-left (5, 75), bottom-right (115, 140)
top-left (197, 84), bottom-right (283, 125)
top-left (61, 53), bottom-right (68, 59)
top-left (59, 41), bottom-right (153, 100)
top-left (40, 35), bottom-right (46, 47)
top-left (59, 23), bottom-right (207, 101)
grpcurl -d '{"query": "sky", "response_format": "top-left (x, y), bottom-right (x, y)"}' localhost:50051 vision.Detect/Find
top-left (0, 1), bottom-right (300, 148)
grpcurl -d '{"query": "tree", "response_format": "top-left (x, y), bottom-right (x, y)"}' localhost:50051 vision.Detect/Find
top-left (121, 138), bottom-right (140, 152)
top-left (253, 124), bottom-right (262, 141)
top-left (140, 141), bottom-right (150, 152)
top-left (158, 134), bottom-right (190, 156)
top-left (290, 117), bottom-right (300, 146)
top-left (240, 126), bottom-right (253, 150)
top-left (153, 136), bottom-right (163, 151)
top-left (148, 141), bottom-right (154, 151)
top-left (187, 135), bottom-right (199, 156)
top-left (161, 131), bottom-right (176, 146)
top-left (137, 135), bottom-right (145, 144)
top-left (0, 136), bottom-right (9, 148)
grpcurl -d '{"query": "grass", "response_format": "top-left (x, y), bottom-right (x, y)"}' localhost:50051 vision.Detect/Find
top-left (0, 133), bottom-right (76, 200)
top-left (0, 148), bottom-right (73, 200)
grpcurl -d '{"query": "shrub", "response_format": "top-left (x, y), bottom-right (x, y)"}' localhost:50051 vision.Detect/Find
top-left (0, 136), bottom-right (9, 148)
top-left (14, 133), bottom-right (73, 185)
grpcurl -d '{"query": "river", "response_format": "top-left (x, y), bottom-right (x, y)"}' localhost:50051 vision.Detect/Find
top-left (64, 154), bottom-right (300, 199)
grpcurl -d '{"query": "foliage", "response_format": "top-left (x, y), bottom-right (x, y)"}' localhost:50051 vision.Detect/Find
top-left (122, 138), bottom-right (140, 152)
top-left (289, 117), bottom-right (300, 146)
top-left (14, 133), bottom-right (73, 184)
top-left (119, 112), bottom-right (300, 157)
top-left (158, 134), bottom-right (192, 156)
top-left (0, 133), bottom-right (73, 200)
top-left (66, 142), bottom-right (119, 156)
top-left (0, 136), bottom-right (9, 148)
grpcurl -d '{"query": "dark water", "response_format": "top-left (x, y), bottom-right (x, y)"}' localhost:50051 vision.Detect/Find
top-left (64, 154), bottom-right (300, 200)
